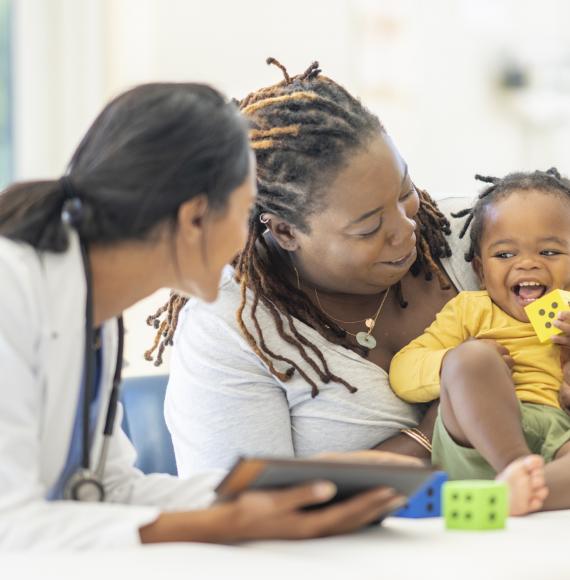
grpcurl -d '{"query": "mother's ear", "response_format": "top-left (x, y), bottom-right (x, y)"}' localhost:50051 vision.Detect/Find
top-left (472, 256), bottom-right (486, 290)
top-left (260, 212), bottom-right (300, 252)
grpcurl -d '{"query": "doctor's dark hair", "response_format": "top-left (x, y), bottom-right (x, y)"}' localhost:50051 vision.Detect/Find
top-left (146, 59), bottom-right (452, 397)
top-left (0, 83), bottom-right (250, 251)
top-left (452, 168), bottom-right (570, 262)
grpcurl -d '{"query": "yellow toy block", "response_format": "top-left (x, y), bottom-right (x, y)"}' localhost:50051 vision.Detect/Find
top-left (524, 289), bottom-right (570, 343)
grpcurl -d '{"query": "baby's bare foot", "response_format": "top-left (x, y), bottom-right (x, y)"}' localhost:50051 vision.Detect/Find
top-left (496, 455), bottom-right (548, 516)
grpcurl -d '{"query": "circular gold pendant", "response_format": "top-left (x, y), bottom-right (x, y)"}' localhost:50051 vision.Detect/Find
top-left (365, 318), bottom-right (374, 329)
top-left (356, 331), bottom-right (377, 349)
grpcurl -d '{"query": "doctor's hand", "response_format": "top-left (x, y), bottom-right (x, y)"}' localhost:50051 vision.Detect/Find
top-left (139, 482), bottom-right (405, 544)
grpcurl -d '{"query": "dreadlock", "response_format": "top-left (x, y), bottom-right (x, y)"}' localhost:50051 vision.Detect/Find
top-left (146, 58), bottom-right (453, 396)
top-left (452, 167), bottom-right (570, 263)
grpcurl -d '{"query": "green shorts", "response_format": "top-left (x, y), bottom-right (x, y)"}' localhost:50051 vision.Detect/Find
top-left (432, 402), bottom-right (570, 480)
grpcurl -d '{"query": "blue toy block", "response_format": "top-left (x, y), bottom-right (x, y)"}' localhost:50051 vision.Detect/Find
top-left (393, 471), bottom-right (448, 518)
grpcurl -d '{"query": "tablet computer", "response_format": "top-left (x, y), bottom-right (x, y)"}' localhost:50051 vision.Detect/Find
top-left (215, 456), bottom-right (436, 505)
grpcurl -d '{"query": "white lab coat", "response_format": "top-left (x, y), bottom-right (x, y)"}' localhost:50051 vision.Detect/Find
top-left (0, 232), bottom-right (223, 551)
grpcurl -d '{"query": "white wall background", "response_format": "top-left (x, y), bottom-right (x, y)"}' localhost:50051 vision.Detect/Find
top-left (10, 0), bottom-right (570, 375)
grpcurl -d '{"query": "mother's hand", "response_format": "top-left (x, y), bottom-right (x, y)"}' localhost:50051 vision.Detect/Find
top-left (552, 311), bottom-right (570, 415)
top-left (140, 482), bottom-right (405, 544)
top-left (552, 310), bottom-right (570, 353)
top-left (473, 338), bottom-right (514, 370)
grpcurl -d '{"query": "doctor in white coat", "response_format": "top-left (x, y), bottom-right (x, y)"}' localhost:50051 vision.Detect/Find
top-left (0, 82), bottom-right (407, 550)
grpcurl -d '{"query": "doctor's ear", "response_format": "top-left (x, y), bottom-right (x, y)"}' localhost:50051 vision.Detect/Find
top-left (472, 256), bottom-right (486, 290)
top-left (176, 196), bottom-right (209, 243)
top-left (260, 213), bottom-right (300, 252)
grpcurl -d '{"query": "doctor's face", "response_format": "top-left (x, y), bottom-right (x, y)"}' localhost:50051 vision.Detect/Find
top-left (174, 157), bottom-right (257, 302)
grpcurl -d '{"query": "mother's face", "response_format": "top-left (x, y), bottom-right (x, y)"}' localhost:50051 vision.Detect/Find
top-left (291, 132), bottom-right (419, 295)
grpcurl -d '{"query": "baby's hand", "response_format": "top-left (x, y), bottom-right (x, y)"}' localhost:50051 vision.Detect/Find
top-left (474, 338), bottom-right (514, 370)
top-left (552, 310), bottom-right (570, 350)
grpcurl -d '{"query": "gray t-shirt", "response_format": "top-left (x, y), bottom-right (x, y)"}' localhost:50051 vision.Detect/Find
top-left (165, 196), bottom-right (478, 477)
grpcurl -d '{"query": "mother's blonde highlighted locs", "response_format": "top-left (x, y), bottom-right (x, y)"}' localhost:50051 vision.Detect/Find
top-left (146, 60), bottom-right (452, 396)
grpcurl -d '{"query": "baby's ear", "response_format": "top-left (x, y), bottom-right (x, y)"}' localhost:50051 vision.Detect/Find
top-left (472, 257), bottom-right (485, 290)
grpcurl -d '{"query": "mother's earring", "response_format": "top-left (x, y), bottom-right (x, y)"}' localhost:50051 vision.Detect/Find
top-left (260, 214), bottom-right (270, 225)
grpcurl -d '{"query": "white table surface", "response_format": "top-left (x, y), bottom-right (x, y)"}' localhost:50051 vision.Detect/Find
top-left (4, 510), bottom-right (569, 580)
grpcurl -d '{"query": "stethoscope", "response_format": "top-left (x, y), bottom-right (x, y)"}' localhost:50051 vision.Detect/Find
top-left (62, 238), bottom-right (124, 502)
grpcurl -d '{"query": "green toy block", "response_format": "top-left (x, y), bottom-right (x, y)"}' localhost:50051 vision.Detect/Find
top-left (524, 288), bottom-right (570, 343)
top-left (443, 480), bottom-right (508, 531)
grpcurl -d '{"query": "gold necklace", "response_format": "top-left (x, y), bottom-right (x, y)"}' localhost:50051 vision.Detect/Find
top-left (314, 287), bottom-right (390, 350)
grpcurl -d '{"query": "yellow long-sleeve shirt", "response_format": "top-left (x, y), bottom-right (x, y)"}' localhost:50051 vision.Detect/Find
top-left (389, 290), bottom-right (562, 409)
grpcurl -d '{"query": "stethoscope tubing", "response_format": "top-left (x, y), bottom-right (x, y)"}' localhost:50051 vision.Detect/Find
top-left (78, 239), bottom-right (124, 478)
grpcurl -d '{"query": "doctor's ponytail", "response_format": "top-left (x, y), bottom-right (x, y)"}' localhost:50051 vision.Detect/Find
top-left (0, 179), bottom-right (73, 251)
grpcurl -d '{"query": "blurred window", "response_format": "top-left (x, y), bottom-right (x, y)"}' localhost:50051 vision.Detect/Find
top-left (0, 0), bottom-right (11, 188)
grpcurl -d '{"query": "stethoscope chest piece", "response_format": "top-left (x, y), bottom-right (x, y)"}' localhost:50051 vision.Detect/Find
top-left (64, 468), bottom-right (105, 502)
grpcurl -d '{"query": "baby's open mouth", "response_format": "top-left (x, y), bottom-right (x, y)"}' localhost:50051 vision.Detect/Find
top-left (512, 281), bottom-right (547, 304)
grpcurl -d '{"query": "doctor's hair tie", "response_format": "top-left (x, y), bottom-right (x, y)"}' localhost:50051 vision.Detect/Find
top-left (59, 176), bottom-right (84, 227)
top-left (60, 174), bottom-right (79, 199)
top-left (61, 197), bottom-right (84, 227)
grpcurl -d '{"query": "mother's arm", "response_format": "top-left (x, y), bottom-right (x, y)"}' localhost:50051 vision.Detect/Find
top-left (375, 196), bottom-right (480, 459)
top-left (165, 302), bottom-right (295, 477)
top-left (373, 401), bottom-right (438, 459)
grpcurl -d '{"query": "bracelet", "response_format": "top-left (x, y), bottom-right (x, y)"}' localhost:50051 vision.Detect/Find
top-left (401, 427), bottom-right (433, 454)
top-left (410, 427), bottom-right (433, 452)
top-left (401, 428), bottom-right (432, 453)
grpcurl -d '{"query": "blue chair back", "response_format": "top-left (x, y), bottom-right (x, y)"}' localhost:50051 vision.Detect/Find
top-left (120, 375), bottom-right (177, 476)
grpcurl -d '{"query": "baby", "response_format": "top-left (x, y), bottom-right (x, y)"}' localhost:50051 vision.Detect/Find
top-left (390, 168), bottom-right (570, 516)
